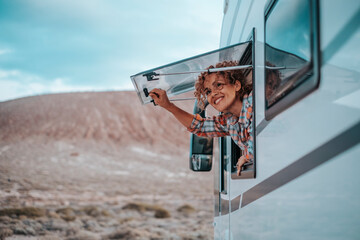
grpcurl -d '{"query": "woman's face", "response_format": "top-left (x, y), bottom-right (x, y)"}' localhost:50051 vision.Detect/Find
top-left (203, 74), bottom-right (241, 113)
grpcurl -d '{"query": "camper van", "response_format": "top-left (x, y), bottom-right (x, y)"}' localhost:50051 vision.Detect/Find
top-left (131, 0), bottom-right (360, 239)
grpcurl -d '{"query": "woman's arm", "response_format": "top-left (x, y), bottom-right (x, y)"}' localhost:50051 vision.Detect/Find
top-left (149, 88), bottom-right (194, 128)
top-left (150, 88), bottom-right (229, 137)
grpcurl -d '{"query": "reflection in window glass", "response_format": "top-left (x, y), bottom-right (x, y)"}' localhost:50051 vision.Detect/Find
top-left (191, 135), bottom-right (213, 155)
top-left (265, 0), bottom-right (312, 107)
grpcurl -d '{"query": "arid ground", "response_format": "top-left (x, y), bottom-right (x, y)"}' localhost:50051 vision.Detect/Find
top-left (0, 91), bottom-right (214, 240)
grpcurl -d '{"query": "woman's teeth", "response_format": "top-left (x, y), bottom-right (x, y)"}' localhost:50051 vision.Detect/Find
top-left (215, 97), bottom-right (223, 105)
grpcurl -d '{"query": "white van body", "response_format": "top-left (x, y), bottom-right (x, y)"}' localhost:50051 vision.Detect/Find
top-left (213, 0), bottom-right (360, 239)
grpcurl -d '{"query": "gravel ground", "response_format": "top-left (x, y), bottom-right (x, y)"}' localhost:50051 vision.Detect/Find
top-left (0, 92), bottom-right (215, 240)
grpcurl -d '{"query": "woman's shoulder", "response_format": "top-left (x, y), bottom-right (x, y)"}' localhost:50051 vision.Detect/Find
top-left (243, 91), bottom-right (253, 105)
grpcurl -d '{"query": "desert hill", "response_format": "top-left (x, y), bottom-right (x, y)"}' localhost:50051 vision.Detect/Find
top-left (0, 91), bottom-right (214, 239)
top-left (0, 91), bottom-right (191, 147)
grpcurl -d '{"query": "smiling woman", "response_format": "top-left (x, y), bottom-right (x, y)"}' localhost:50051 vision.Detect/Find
top-left (131, 40), bottom-right (256, 176)
top-left (189, 60), bottom-right (254, 176)
top-left (195, 61), bottom-right (252, 112)
top-left (139, 54), bottom-right (254, 176)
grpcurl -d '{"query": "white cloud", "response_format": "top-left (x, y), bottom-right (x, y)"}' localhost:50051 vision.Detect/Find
top-left (0, 69), bottom-right (42, 86)
top-left (113, 81), bottom-right (136, 91)
top-left (0, 69), bottom-right (133, 102)
top-left (0, 48), bottom-right (12, 55)
top-left (0, 1), bottom-right (223, 102)
top-left (0, 80), bottom-right (26, 102)
top-left (22, 0), bottom-right (113, 28)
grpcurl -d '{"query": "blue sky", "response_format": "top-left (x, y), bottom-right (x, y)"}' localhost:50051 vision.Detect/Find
top-left (0, 0), bottom-right (223, 102)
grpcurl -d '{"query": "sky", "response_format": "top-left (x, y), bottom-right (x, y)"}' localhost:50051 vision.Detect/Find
top-left (0, 0), bottom-right (223, 102)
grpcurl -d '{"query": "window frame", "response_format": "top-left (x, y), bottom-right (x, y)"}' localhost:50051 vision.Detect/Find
top-left (231, 28), bottom-right (256, 180)
top-left (264, 0), bottom-right (321, 120)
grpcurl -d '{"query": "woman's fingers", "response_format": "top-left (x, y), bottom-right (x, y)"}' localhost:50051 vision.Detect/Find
top-left (149, 89), bottom-right (162, 104)
top-left (236, 156), bottom-right (250, 176)
top-left (149, 92), bottom-right (159, 100)
top-left (237, 167), bottom-right (241, 176)
top-left (150, 88), bottom-right (164, 96)
top-left (149, 88), bottom-right (171, 109)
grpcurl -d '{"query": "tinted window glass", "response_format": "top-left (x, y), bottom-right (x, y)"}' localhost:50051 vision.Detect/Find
top-left (265, 0), bottom-right (319, 118)
top-left (191, 135), bottom-right (213, 155)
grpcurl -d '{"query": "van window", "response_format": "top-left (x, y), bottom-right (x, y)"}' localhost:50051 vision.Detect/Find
top-left (130, 42), bottom-right (252, 105)
top-left (264, 0), bottom-right (320, 120)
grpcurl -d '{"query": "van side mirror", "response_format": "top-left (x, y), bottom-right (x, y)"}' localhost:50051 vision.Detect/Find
top-left (189, 100), bottom-right (213, 171)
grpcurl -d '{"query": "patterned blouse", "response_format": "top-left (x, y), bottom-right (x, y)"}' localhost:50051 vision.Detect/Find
top-left (188, 91), bottom-right (254, 160)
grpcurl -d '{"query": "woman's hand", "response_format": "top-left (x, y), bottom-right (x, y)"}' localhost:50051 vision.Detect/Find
top-left (149, 88), bottom-right (172, 110)
top-left (149, 88), bottom-right (194, 128)
top-left (236, 156), bottom-right (250, 176)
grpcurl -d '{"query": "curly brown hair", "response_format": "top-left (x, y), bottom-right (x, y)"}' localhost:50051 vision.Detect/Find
top-left (194, 60), bottom-right (252, 110)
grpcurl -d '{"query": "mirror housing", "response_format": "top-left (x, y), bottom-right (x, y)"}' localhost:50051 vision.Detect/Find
top-left (189, 100), bottom-right (213, 171)
top-left (190, 154), bottom-right (212, 171)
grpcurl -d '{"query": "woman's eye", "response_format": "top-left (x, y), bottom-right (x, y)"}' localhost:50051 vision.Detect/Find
top-left (205, 90), bottom-right (211, 96)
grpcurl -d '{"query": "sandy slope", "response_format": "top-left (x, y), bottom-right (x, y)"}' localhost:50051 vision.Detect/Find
top-left (0, 91), bottom-right (214, 239)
